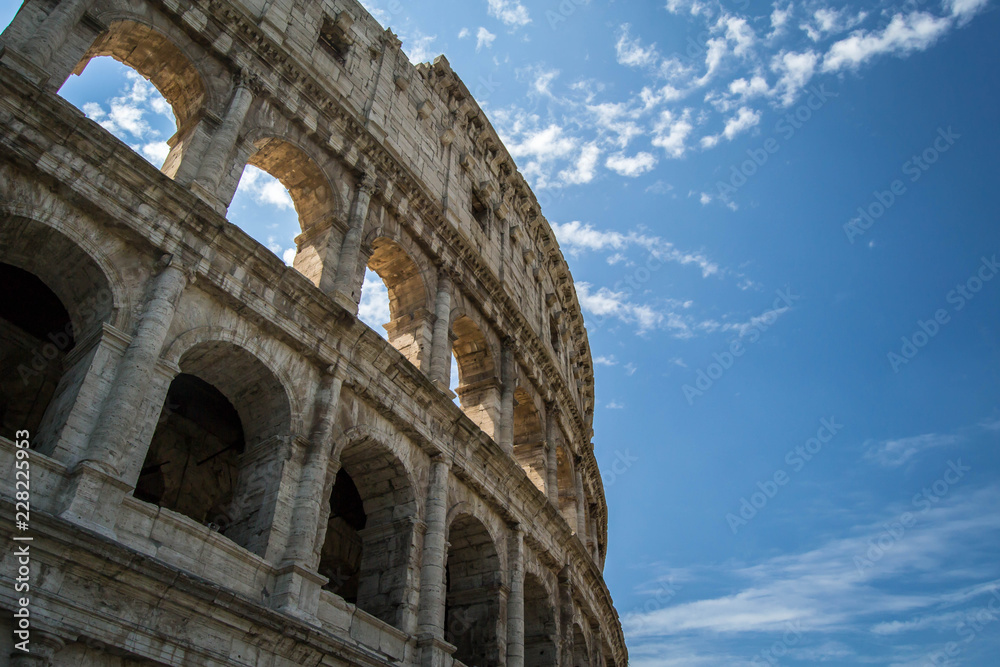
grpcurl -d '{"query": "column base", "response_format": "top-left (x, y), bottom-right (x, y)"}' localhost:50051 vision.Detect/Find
top-left (432, 379), bottom-right (456, 398)
top-left (416, 634), bottom-right (456, 667)
top-left (57, 461), bottom-right (131, 539)
top-left (0, 47), bottom-right (49, 88)
top-left (189, 181), bottom-right (228, 216)
top-left (271, 562), bottom-right (328, 622)
top-left (332, 290), bottom-right (359, 316)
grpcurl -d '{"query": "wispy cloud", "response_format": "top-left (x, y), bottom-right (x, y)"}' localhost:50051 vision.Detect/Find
top-left (476, 26), bottom-right (496, 51)
top-left (625, 484), bottom-right (1000, 663)
top-left (551, 220), bottom-right (720, 277)
top-left (487, 0), bottom-right (530, 27)
top-left (864, 432), bottom-right (962, 467)
top-left (482, 1), bottom-right (987, 191)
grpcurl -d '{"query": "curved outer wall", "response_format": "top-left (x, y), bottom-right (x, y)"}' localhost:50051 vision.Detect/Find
top-left (0, 0), bottom-right (627, 665)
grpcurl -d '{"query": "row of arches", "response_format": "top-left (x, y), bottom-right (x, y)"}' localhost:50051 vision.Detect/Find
top-left (0, 213), bottom-right (611, 665)
top-left (34, 10), bottom-right (599, 535)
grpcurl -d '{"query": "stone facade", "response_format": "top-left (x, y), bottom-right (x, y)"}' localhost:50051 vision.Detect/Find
top-left (0, 0), bottom-right (627, 665)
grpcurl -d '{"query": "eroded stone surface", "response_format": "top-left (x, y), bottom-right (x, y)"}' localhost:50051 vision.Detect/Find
top-left (0, 0), bottom-right (626, 665)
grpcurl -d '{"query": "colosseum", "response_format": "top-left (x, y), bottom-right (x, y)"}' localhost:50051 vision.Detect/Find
top-left (0, 0), bottom-right (628, 665)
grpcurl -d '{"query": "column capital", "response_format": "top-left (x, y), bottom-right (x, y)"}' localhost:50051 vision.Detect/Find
top-left (358, 170), bottom-right (379, 195)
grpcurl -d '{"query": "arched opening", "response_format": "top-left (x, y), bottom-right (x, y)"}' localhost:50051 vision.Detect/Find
top-left (357, 238), bottom-right (431, 368)
top-left (0, 218), bottom-right (115, 457)
top-left (319, 437), bottom-right (417, 629)
top-left (139, 341), bottom-right (291, 555)
top-left (557, 445), bottom-right (579, 531)
top-left (451, 315), bottom-right (500, 438)
top-left (319, 467), bottom-right (365, 603)
top-left (446, 515), bottom-right (502, 666)
top-left (60, 20), bottom-right (206, 175)
top-left (572, 625), bottom-right (590, 667)
top-left (513, 387), bottom-right (546, 494)
top-left (0, 263), bottom-right (73, 441)
top-left (134, 373), bottom-right (244, 526)
top-left (524, 574), bottom-right (558, 667)
top-left (229, 137), bottom-right (339, 282)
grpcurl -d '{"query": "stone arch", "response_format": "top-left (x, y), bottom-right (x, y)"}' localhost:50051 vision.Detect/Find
top-left (64, 19), bottom-right (209, 177)
top-left (161, 327), bottom-right (304, 433)
top-left (364, 236), bottom-right (432, 367)
top-left (0, 211), bottom-right (124, 333)
top-left (0, 213), bottom-right (123, 456)
top-left (557, 444), bottom-right (579, 531)
top-left (513, 386), bottom-right (546, 494)
top-left (451, 313), bottom-right (500, 438)
top-left (319, 428), bottom-right (418, 629)
top-left (524, 572), bottom-right (558, 667)
top-left (572, 624), bottom-right (590, 667)
top-left (446, 513), bottom-right (503, 667)
top-left (138, 338), bottom-right (293, 557)
top-left (232, 135), bottom-right (343, 285)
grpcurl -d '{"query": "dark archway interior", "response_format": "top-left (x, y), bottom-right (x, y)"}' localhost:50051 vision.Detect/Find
top-left (0, 263), bottom-right (73, 441)
top-left (319, 467), bottom-right (367, 603)
top-left (136, 373), bottom-right (245, 528)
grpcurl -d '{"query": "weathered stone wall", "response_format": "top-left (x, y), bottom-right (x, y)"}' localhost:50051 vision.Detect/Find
top-left (0, 0), bottom-right (626, 664)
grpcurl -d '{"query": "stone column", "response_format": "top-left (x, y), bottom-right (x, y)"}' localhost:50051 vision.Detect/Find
top-left (575, 463), bottom-right (588, 537)
top-left (20, 0), bottom-right (96, 69)
top-left (59, 256), bottom-right (189, 533)
top-left (273, 363), bottom-right (346, 618)
top-left (558, 566), bottom-right (575, 667)
top-left (192, 77), bottom-right (255, 202)
top-left (428, 270), bottom-right (453, 390)
top-left (326, 173), bottom-right (377, 311)
top-left (506, 525), bottom-right (525, 667)
top-left (417, 455), bottom-right (453, 667)
top-left (89, 257), bottom-right (189, 478)
top-left (546, 403), bottom-right (560, 506)
top-left (497, 340), bottom-right (515, 453)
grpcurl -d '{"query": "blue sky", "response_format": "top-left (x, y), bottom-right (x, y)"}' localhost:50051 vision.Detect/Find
top-left (6, 0), bottom-right (1000, 663)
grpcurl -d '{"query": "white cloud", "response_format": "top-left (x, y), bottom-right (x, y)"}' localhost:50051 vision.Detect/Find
top-left (616, 24), bottom-right (660, 68)
top-left (559, 143), bottom-right (601, 185)
top-left (652, 110), bottom-right (694, 159)
top-left (666, 0), bottom-right (712, 17)
top-left (553, 220), bottom-right (721, 278)
top-left (721, 15), bottom-right (756, 58)
top-left (576, 282), bottom-right (665, 334)
top-left (702, 106), bottom-right (761, 148)
top-left (237, 166), bottom-right (295, 211)
top-left (532, 68), bottom-right (560, 97)
top-left (771, 49), bottom-right (819, 106)
top-left (487, 0), bottom-right (531, 27)
top-left (507, 123), bottom-right (577, 161)
top-left (594, 355), bottom-right (618, 367)
top-left (699, 192), bottom-right (712, 205)
top-left (476, 26), bottom-right (497, 51)
top-left (606, 400), bottom-right (625, 409)
top-left (823, 12), bottom-right (952, 72)
top-left (140, 141), bottom-right (170, 164)
top-left (606, 151), bottom-right (657, 177)
top-left (864, 432), bottom-right (961, 467)
top-left (769, 3), bottom-right (793, 37)
top-left (282, 247), bottom-right (296, 266)
top-left (400, 31), bottom-right (438, 64)
top-left (949, 0), bottom-right (990, 21)
top-left (722, 106), bottom-right (760, 139)
top-left (458, 27), bottom-right (470, 39)
top-left (801, 8), bottom-right (868, 42)
top-left (729, 75), bottom-right (770, 101)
